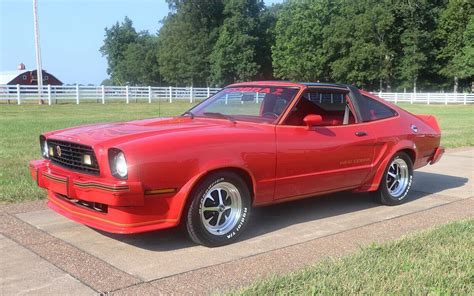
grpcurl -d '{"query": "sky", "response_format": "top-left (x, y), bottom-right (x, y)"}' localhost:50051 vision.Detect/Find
top-left (0, 0), bottom-right (282, 85)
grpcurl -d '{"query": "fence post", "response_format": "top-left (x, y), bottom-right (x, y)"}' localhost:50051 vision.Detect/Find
top-left (395, 93), bottom-right (398, 104)
top-left (189, 86), bottom-right (193, 103)
top-left (444, 93), bottom-right (448, 105)
top-left (207, 87), bottom-right (210, 98)
top-left (126, 86), bottom-right (129, 104)
top-left (427, 93), bottom-right (430, 105)
top-left (169, 86), bottom-right (172, 103)
top-left (101, 85), bottom-right (105, 104)
top-left (16, 84), bottom-right (21, 105)
top-left (464, 93), bottom-right (467, 105)
top-left (410, 93), bottom-right (413, 104)
top-left (255, 92), bottom-right (259, 104)
top-left (76, 84), bottom-right (80, 104)
top-left (148, 86), bottom-right (152, 103)
top-left (47, 84), bottom-right (51, 105)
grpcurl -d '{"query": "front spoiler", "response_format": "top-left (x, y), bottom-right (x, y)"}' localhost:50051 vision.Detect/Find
top-left (29, 159), bottom-right (180, 234)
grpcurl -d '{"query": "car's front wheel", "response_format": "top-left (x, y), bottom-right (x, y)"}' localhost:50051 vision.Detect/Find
top-left (185, 172), bottom-right (251, 247)
top-left (373, 152), bottom-right (413, 206)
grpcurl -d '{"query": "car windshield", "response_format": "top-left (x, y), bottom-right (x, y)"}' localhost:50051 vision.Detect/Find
top-left (187, 86), bottom-right (299, 124)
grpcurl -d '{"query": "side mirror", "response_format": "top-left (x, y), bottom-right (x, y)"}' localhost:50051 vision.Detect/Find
top-left (303, 114), bottom-right (323, 129)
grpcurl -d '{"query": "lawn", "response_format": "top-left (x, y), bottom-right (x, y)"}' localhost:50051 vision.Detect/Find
top-left (0, 101), bottom-right (196, 203)
top-left (400, 104), bottom-right (474, 148)
top-left (0, 102), bottom-right (472, 203)
top-left (231, 219), bottom-right (474, 295)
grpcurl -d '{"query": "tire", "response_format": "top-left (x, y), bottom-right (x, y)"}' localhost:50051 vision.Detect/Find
top-left (185, 171), bottom-right (251, 247)
top-left (373, 152), bottom-right (413, 206)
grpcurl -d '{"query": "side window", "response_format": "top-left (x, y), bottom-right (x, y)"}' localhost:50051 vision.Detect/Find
top-left (358, 95), bottom-right (397, 122)
top-left (285, 90), bottom-right (355, 126)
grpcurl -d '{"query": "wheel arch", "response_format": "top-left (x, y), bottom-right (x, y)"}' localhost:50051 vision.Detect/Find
top-left (398, 148), bottom-right (416, 164)
top-left (358, 144), bottom-right (417, 192)
top-left (179, 166), bottom-right (256, 222)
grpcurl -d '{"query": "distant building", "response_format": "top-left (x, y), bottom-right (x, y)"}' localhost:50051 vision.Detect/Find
top-left (0, 63), bottom-right (63, 85)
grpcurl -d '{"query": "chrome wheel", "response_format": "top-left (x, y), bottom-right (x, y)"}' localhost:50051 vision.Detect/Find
top-left (386, 158), bottom-right (410, 199)
top-left (200, 182), bottom-right (242, 236)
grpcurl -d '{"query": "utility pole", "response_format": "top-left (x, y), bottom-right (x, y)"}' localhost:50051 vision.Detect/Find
top-left (33, 0), bottom-right (44, 104)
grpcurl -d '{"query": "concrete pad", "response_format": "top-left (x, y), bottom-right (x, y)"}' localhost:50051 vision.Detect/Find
top-left (16, 190), bottom-right (466, 282)
top-left (14, 148), bottom-right (473, 283)
top-left (412, 150), bottom-right (473, 198)
top-left (0, 234), bottom-right (94, 295)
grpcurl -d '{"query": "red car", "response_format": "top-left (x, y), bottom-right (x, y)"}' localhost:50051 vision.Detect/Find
top-left (29, 81), bottom-right (444, 246)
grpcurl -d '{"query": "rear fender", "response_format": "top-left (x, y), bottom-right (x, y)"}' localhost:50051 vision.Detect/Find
top-left (416, 114), bottom-right (441, 133)
top-left (357, 140), bottom-right (417, 192)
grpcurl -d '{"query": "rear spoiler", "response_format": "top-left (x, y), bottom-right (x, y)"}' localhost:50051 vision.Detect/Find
top-left (416, 114), bottom-right (441, 133)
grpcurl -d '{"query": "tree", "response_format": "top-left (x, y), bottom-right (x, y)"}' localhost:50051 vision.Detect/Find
top-left (158, 0), bottom-right (225, 86)
top-left (115, 33), bottom-right (161, 85)
top-left (256, 3), bottom-right (282, 80)
top-left (100, 17), bottom-right (139, 84)
top-left (210, 0), bottom-right (264, 85)
top-left (324, 0), bottom-right (395, 90)
top-left (272, 0), bottom-right (334, 82)
top-left (391, 0), bottom-right (444, 92)
top-left (436, 0), bottom-right (473, 92)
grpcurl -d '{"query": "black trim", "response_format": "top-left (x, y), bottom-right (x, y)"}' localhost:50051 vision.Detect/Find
top-left (347, 86), bottom-right (365, 123)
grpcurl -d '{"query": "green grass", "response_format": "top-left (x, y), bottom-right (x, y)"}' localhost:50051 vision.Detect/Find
top-left (231, 219), bottom-right (474, 295)
top-left (400, 104), bottom-right (474, 148)
top-left (0, 103), bottom-right (472, 203)
top-left (0, 102), bottom-right (196, 203)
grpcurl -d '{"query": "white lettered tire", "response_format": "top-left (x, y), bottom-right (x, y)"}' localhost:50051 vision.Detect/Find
top-left (373, 152), bottom-right (413, 206)
top-left (185, 171), bottom-right (251, 247)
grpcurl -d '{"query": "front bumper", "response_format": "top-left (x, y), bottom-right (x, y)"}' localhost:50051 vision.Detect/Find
top-left (29, 159), bottom-right (181, 233)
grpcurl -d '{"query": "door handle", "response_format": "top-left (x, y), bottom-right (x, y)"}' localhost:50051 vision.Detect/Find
top-left (355, 131), bottom-right (367, 137)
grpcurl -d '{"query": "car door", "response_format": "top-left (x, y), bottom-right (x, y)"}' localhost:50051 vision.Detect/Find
top-left (274, 89), bottom-right (376, 201)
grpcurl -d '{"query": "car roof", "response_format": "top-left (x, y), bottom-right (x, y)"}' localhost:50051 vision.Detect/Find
top-left (227, 81), bottom-right (350, 89)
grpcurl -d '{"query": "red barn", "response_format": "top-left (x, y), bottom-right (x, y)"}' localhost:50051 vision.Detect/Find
top-left (0, 64), bottom-right (62, 85)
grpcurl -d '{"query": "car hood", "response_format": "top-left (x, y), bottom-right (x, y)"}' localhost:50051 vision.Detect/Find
top-left (46, 117), bottom-right (232, 147)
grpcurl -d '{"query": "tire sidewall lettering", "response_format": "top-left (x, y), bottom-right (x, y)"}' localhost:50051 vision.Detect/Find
top-left (197, 176), bottom-right (249, 241)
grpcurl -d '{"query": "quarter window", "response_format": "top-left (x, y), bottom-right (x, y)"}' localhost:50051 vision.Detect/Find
top-left (358, 95), bottom-right (397, 122)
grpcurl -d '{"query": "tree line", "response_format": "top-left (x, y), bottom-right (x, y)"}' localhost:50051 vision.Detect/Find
top-left (100, 0), bottom-right (473, 92)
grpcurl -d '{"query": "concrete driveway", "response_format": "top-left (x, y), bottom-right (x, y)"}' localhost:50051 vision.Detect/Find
top-left (1, 148), bottom-right (473, 295)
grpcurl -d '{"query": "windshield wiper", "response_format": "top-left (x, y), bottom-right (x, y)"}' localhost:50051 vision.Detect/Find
top-left (203, 112), bottom-right (236, 123)
top-left (182, 111), bottom-right (195, 119)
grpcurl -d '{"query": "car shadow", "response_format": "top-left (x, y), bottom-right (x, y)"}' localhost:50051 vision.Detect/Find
top-left (95, 171), bottom-right (468, 251)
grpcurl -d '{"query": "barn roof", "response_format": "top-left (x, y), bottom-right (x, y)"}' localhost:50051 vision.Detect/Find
top-left (0, 70), bottom-right (30, 84)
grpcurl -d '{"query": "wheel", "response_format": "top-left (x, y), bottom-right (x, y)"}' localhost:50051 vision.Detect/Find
top-left (185, 171), bottom-right (251, 247)
top-left (373, 152), bottom-right (413, 206)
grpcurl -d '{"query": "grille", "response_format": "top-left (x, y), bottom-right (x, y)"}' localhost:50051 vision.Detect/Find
top-left (56, 193), bottom-right (108, 213)
top-left (48, 139), bottom-right (100, 175)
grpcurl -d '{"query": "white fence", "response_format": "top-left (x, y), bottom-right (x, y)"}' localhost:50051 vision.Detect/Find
top-left (0, 84), bottom-right (473, 105)
top-left (373, 92), bottom-right (473, 105)
top-left (0, 84), bottom-right (221, 105)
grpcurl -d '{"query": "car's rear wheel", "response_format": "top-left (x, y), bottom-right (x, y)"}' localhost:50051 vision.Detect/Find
top-left (185, 172), bottom-right (251, 247)
top-left (373, 152), bottom-right (413, 206)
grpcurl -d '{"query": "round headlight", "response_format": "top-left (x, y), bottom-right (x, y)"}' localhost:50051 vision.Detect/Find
top-left (42, 140), bottom-right (49, 158)
top-left (114, 152), bottom-right (128, 178)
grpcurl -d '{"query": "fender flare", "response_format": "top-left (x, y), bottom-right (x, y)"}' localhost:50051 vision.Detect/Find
top-left (359, 140), bottom-right (417, 192)
top-left (169, 163), bottom-right (257, 224)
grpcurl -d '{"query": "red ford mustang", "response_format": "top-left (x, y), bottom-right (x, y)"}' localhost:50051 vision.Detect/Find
top-left (29, 81), bottom-right (444, 246)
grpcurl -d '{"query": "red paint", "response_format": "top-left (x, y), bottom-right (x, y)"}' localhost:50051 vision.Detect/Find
top-left (29, 82), bottom-right (443, 234)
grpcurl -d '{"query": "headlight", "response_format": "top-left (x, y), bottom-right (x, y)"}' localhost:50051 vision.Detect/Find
top-left (40, 136), bottom-right (48, 158)
top-left (109, 148), bottom-right (128, 179)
